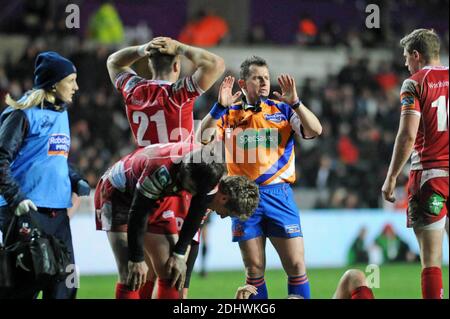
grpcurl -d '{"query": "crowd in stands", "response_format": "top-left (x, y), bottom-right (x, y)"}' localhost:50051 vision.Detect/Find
top-left (0, 0), bottom-right (448, 209)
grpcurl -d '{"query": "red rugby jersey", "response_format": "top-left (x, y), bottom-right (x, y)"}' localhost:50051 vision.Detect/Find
top-left (400, 66), bottom-right (449, 170)
top-left (115, 72), bottom-right (203, 147)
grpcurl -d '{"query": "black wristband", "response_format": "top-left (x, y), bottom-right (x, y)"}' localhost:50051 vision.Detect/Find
top-left (291, 100), bottom-right (301, 110)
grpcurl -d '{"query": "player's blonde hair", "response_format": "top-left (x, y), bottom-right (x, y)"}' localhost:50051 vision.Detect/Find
top-left (400, 28), bottom-right (441, 63)
top-left (5, 89), bottom-right (56, 110)
top-left (219, 175), bottom-right (259, 221)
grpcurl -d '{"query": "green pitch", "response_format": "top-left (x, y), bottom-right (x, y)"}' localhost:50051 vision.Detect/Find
top-left (77, 263), bottom-right (448, 299)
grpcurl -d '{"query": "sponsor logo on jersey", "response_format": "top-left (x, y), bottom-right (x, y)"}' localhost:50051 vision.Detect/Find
top-left (162, 210), bottom-right (175, 219)
top-left (130, 95), bottom-right (145, 106)
top-left (285, 224), bottom-right (300, 234)
top-left (139, 166), bottom-right (172, 199)
top-left (236, 128), bottom-right (280, 149)
top-left (264, 112), bottom-right (286, 123)
top-left (427, 193), bottom-right (444, 215)
top-left (48, 134), bottom-right (70, 157)
top-left (428, 81), bottom-right (449, 89)
top-left (40, 115), bottom-right (53, 129)
top-left (232, 224), bottom-right (245, 237)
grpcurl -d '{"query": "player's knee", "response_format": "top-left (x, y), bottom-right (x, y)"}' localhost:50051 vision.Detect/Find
top-left (342, 269), bottom-right (367, 291)
top-left (245, 264), bottom-right (265, 278)
top-left (284, 259), bottom-right (306, 276)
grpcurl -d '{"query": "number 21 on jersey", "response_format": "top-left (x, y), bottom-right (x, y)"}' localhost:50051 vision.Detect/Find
top-left (132, 110), bottom-right (168, 146)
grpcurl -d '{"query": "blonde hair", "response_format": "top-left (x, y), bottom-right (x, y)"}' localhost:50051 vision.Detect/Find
top-left (400, 28), bottom-right (441, 63)
top-left (5, 89), bottom-right (55, 110)
top-left (219, 175), bottom-right (259, 221)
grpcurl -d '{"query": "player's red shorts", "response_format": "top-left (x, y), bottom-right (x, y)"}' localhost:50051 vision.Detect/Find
top-left (407, 168), bottom-right (449, 228)
top-left (94, 176), bottom-right (193, 236)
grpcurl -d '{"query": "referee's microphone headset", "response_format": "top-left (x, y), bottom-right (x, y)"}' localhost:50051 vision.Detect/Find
top-left (241, 95), bottom-right (263, 113)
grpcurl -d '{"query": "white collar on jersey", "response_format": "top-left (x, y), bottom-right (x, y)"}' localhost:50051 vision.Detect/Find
top-left (423, 65), bottom-right (449, 70)
top-left (150, 79), bottom-right (173, 85)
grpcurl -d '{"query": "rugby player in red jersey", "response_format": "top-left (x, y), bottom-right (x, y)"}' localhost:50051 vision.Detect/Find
top-left (106, 37), bottom-right (225, 146)
top-left (382, 29), bottom-right (449, 299)
top-left (95, 143), bottom-right (259, 298)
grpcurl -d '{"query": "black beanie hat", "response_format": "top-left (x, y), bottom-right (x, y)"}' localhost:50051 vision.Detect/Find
top-left (33, 51), bottom-right (77, 90)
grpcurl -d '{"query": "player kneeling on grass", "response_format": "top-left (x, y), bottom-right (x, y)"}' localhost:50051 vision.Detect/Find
top-left (95, 142), bottom-right (259, 299)
top-left (235, 269), bottom-right (374, 299)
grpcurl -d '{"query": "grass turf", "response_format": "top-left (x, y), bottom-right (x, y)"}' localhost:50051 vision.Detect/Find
top-left (76, 263), bottom-right (448, 299)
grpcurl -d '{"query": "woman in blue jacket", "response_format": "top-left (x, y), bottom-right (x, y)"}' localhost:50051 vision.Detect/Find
top-left (0, 51), bottom-right (89, 299)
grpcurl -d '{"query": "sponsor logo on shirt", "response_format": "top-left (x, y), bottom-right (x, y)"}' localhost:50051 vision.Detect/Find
top-left (236, 128), bottom-right (280, 149)
top-left (162, 210), bottom-right (175, 219)
top-left (48, 134), bottom-right (70, 157)
top-left (264, 112), bottom-right (286, 123)
top-left (232, 223), bottom-right (245, 238)
top-left (40, 115), bottom-right (53, 129)
top-left (428, 81), bottom-right (449, 89)
top-left (285, 224), bottom-right (300, 234)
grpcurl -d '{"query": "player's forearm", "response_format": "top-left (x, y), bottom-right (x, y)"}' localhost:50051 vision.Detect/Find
top-left (293, 104), bottom-right (322, 137)
top-left (386, 132), bottom-right (415, 179)
top-left (196, 114), bottom-right (217, 144)
top-left (177, 43), bottom-right (224, 71)
top-left (107, 45), bottom-right (145, 71)
top-left (173, 196), bottom-right (209, 256)
top-left (127, 191), bottom-right (156, 262)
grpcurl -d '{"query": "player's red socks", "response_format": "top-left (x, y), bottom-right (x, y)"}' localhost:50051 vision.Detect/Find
top-left (351, 286), bottom-right (374, 299)
top-left (139, 280), bottom-right (155, 299)
top-left (156, 279), bottom-right (181, 299)
top-left (115, 282), bottom-right (140, 299)
top-left (422, 267), bottom-right (443, 299)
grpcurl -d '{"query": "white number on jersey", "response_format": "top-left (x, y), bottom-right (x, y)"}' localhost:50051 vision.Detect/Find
top-left (132, 110), bottom-right (169, 145)
top-left (431, 95), bottom-right (449, 132)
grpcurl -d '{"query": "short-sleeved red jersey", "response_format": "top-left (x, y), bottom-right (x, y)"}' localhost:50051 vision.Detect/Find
top-left (400, 66), bottom-right (449, 170)
top-left (108, 142), bottom-right (196, 200)
top-left (115, 72), bottom-right (204, 147)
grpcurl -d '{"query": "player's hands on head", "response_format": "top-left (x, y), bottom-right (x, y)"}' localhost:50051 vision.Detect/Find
top-left (166, 254), bottom-right (187, 290)
top-left (218, 76), bottom-right (242, 107)
top-left (15, 199), bottom-right (37, 216)
top-left (273, 74), bottom-right (299, 106)
top-left (149, 37), bottom-right (182, 56)
top-left (381, 175), bottom-right (397, 203)
top-left (127, 260), bottom-right (148, 291)
top-left (235, 284), bottom-right (258, 299)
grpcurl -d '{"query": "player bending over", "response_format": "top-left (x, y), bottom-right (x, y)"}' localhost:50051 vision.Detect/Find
top-left (95, 142), bottom-right (259, 298)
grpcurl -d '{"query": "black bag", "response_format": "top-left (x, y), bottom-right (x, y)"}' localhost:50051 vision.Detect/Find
top-left (0, 215), bottom-right (18, 288)
top-left (0, 246), bottom-right (15, 288)
top-left (29, 228), bottom-right (58, 281)
top-left (0, 214), bottom-right (72, 288)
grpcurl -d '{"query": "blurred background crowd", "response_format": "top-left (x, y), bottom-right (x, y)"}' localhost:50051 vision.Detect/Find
top-left (0, 0), bottom-right (448, 210)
